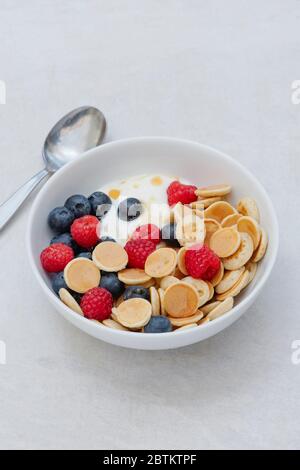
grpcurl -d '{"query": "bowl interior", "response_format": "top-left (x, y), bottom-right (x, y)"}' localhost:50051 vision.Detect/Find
top-left (28, 138), bottom-right (278, 349)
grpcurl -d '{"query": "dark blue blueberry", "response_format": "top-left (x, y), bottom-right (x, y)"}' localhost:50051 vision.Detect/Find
top-left (123, 286), bottom-right (150, 301)
top-left (50, 232), bottom-right (80, 253)
top-left (100, 272), bottom-right (125, 299)
top-left (48, 207), bottom-right (75, 233)
top-left (117, 198), bottom-right (143, 222)
top-left (64, 194), bottom-right (91, 219)
top-left (51, 271), bottom-right (68, 295)
top-left (100, 236), bottom-right (116, 243)
top-left (161, 223), bottom-right (180, 247)
top-left (77, 252), bottom-right (92, 260)
top-left (144, 316), bottom-right (172, 333)
top-left (88, 192), bottom-right (112, 219)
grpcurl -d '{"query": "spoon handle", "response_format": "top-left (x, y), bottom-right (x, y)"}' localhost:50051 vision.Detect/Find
top-left (0, 168), bottom-right (49, 231)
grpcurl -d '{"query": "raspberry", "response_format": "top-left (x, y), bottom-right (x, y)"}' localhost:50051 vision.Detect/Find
top-left (71, 215), bottom-right (100, 249)
top-left (40, 243), bottom-right (74, 273)
top-left (80, 287), bottom-right (113, 321)
top-left (185, 244), bottom-right (221, 280)
top-left (131, 224), bottom-right (161, 245)
top-left (125, 239), bottom-right (156, 269)
top-left (167, 180), bottom-right (197, 206)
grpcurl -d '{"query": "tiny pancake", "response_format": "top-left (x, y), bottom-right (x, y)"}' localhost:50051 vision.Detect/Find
top-left (237, 216), bottom-right (261, 250)
top-left (182, 277), bottom-right (210, 307)
top-left (177, 247), bottom-right (189, 275)
top-left (215, 267), bottom-right (245, 294)
top-left (111, 308), bottom-right (120, 321)
top-left (206, 281), bottom-right (214, 301)
top-left (237, 197), bottom-right (260, 222)
top-left (204, 218), bottom-right (221, 245)
top-left (102, 319), bottom-right (128, 331)
top-left (115, 298), bottom-right (152, 329)
top-left (191, 197), bottom-right (222, 209)
top-left (252, 228), bottom-right (268, 262)
top-left (118, 268), bottom-right (152, 285)
top-left (92, 241), bottom-right (128, 272)
top-left (210, 261), bottom-right (224, 287)
top-left (221, 213), bottom-right (242, 228)
top-left (59, 288), bottom-right (83, 315)
top-left (175, 323), bottom-right (198, 330)
top-left (145, 248), bottom-right (177, 278)
top-left (216, 270), bottom-right (250, 301)
top-left (196, 184), bottom-right (231, 198)
top-left (150, 287), bottom-right (160, 316)
top-left (222, 232), bottom-right (254, 270)
top-left (169, 310), bottom-right (204, 327)
top-left (160, 276), bottom-right (179, 290)
top-left (204, 201), bottom-right (237, 223)
top-left (158, 288), bottom-right (166, 315)
top-left (202, 301), bottom-right (221, 315)
top-left (64, 258), bottom-right (101, 294)
top-left (164, 282), bottom-right (199, 318)
top-left (209, 227), bottom-right (241, 258)
top-left (176, 213), bottom-right (205, 247)
top-left (244, 261), bottom-right (257, 287)
top-left (207, 297), bottom-right (234, 320)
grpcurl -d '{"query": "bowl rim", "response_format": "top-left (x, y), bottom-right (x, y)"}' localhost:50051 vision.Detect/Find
top-left (27, 136), bottom-right (279, 340)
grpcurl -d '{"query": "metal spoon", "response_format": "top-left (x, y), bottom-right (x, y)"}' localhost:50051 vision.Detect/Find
top-left (0, 106), bottom-right (106, 231)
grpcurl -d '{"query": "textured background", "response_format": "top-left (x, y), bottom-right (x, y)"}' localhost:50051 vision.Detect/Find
top-left (0, 0), bottom-right (299, 450)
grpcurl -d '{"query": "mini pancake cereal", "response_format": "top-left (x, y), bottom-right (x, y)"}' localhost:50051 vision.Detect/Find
top-left (93, 241), bottom-right (128, 271)
top-left (64, 258), bottom-right (101, 294)
top-left (145, 248), bottom-right (177, 278)
top-left (164, 282), bottom-right (199, 318)
top-left (209, 227), bottom-right (241, 258)
top-left (41, 175), bottom-right (268, 335)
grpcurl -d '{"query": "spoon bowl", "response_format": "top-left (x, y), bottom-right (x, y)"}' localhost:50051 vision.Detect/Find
top-left (44, 106), bottom-right (106, 172)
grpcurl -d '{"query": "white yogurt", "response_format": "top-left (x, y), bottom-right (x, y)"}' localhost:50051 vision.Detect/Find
top-left (98, 174), bottom-right (181, 245)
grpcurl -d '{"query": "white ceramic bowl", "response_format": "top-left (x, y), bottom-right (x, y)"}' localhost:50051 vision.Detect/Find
top-left (27, 137), bottom-right (278, 350)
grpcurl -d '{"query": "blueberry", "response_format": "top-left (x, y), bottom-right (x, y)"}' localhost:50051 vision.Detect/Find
top-left (50, 232), bottom-right (80, 253)
top-left (77, 252), bottom-right (92, 260)
top-left (51, 271), bottom-right (68, 295)
top-left (100, 236), bottom-right (116, 243)
top-left (144, 316), bottom-right (172, 333)
top-left (48, 207), bottom-right (75, 233)
top-left (123, 286), bottom-right (150, 301)
top-left (64, 195), bottom-right (91, 219)
top-left (100, 272), bottom-right (125, 299)
top-left (88, 192), bottom-right (112, 219)
top-left (161, 223), bottom-right (180, 247)
top-left (118, 198), bottom-right (143, 222)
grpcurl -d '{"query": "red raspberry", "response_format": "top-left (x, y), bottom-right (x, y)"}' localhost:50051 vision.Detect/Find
top-left (125, 239), bottom-right (156, 269)
top-left (167, 180), bottom-right (197, 206)
top-left (81, 287), bottom-right (113, 321)
top-left (71, 215), bottom-right (100, 249)
top-left (131, 224), bottom-right (161, 245)
top-left (185, 244), bottom-right (221, 280)
top-left (40, 243), bottom-right (74, 273)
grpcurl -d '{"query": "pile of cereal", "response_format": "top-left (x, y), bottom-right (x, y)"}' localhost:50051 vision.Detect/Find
top-left (40, 180), bottom-right (268, 333)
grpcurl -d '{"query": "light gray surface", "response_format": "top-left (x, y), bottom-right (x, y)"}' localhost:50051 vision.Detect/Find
top-left (0, 0), bottom-right (299, 450)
